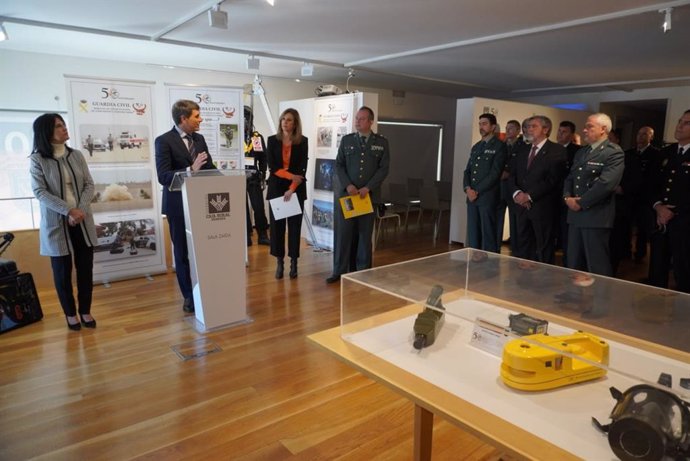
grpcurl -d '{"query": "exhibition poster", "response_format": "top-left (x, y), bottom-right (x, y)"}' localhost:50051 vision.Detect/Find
top-left (305, 93), bottom-right (361, 249)
top-left (166, 85), bottom-right (244, 171)
top-left (66, 77), bottom-right (165, 282)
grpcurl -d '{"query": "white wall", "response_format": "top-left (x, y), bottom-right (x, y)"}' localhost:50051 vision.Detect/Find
top-left (514, 86), bottom-right (690, 143)
top-left (0, 49), bottom-right (313, 140)
top-left (1, 47), bottom-right (462, 278)
top-left (0, 48), bottom-right (459, 190)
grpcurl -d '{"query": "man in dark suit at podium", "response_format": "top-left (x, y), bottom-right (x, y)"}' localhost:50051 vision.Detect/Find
top-left (155, 100), bottom-right (216, 313)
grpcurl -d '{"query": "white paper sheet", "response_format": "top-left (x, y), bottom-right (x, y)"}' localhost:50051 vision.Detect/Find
top-left (269, 193), bottom-right (302, 220)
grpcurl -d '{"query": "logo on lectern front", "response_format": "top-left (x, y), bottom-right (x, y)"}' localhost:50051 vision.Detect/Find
top-left (206, 192), bottom-right (231, 220)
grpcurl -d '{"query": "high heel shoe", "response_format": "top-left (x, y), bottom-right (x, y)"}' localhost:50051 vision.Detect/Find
top-left (289, 258), bottom-right (298, 279)
top-left (275, 258), bottom-right (284, 279)
top-left (80, 314), bottom-right (97, 329)
top-left (66, 316), bottom-right (81, 331)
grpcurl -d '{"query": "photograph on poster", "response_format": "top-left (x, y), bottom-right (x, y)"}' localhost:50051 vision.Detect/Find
top-left (93, 218), bottom-right (157, 261)
top-left (79, 124), bottom-right (150, 163)
top-left (312, 199), bottom-right (334, 230)
top-left (314, 159), bottom-right (335, 192)
top-left (219, 124), bottom-right (239, 149)
top-left (336, 126), bottom-right (348, 148)
top-left (217, 160), bottom-right (237, 170)
top-left (317, 126), bottom-right (332, 148)
top-left (90, 168), bottom-right (154, 213)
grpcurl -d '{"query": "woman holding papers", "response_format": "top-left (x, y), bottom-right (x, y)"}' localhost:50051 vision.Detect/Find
top-left (266, 108), bottom-right (309, 279)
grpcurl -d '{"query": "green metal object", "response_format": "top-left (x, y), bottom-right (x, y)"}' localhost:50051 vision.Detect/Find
top-left (413, 285), bottom-right (445, 350)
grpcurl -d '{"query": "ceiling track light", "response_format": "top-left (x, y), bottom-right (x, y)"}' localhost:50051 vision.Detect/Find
top-left (0, 23), bottom-right (8, 42)
top-left (208, 3), bottom-right (228, 29)
top-left (247, 55), bottom-right (260, 71)
top-left (660, 7), bottom-right (672, 33)
top-left (300, 62), bottom-right (313, 77)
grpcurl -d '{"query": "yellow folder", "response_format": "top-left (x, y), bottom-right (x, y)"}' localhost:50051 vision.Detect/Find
top-left (339, 193), bottom-right (374, 219)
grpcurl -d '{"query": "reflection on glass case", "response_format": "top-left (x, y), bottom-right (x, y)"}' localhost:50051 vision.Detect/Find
top-left (339, 248), bottom-right (690, 460)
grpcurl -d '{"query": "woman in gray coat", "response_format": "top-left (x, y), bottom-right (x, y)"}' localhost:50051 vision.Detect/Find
top-left (30, 113), bottom-right (98, 330)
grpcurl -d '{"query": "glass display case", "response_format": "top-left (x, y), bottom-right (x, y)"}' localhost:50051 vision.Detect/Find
top-left (338, 248), bottom-right (690, 460)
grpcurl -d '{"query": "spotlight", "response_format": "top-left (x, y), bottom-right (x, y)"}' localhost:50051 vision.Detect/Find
top-left (301, 62), bottom-right (313, 77)
top-left (0, 23), bottom-right (8, 42)
top-left (660, 7), bottom-right (672, 33)
top-left (265, 0), bottom-right (275, 5)
top-left (247, 55), bottom-right (260, 71)
top-left (208, 4), bottom-right (228, 29)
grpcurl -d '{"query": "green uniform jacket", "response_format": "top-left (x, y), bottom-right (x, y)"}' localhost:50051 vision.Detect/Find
top-left (563, 140), bottom-right (624, 228)
top-left (335, 132), bottom-right (390, 203)
top-left (462, 135), bottom-right (507, 206)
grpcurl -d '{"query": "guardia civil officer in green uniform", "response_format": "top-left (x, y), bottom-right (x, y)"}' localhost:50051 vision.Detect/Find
top-left (463, 113), bottom-right (507, 252)
top-left (563, 113), bottom-right (624, 276)
top-left (326, 106), bottom-right (390, 284)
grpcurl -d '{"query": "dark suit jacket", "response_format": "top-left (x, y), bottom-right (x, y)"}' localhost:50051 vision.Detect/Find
top-left (564, 142), bottom-right (580, 171)
top-left (266, 135), bottom-right (309, 201)
top-left (616, 148), bottom-right (644, 217)
top-left (155, 127), bottom-right (215, 217)
top-left (564, 140), bottom-right (624, 228)
top-left (509, 139), bottom-right (567, 219)
top-left (652, 143), bottom-right (690, 214)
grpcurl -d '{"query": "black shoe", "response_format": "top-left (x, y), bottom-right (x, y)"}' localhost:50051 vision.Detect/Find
top-left (326, 274), bottom-right (341, 284)
top-left (289, 258), bottom-right (298, 279)
top-left (80, 315), bottom-right (97, 328)
top-left (257, 231), bottom-right (270, 246)
top-left (66, 317), bottom-right (81, 331)
top-left (183, 298), bottom-right (195, 313)
top-left (275, 259), bottom-right (284, 279)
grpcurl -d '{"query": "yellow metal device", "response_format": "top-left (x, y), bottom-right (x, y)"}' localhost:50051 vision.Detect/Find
top-left (500, 332), bottom-right (609, 391)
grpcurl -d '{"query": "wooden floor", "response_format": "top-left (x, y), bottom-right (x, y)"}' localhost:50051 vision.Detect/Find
top-left (1, 214), bottom-right (649, 461)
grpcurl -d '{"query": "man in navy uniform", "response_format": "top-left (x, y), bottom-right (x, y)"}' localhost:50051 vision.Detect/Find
top-left (155, 100), bottom-right (215, 313)
top-left (648, 110), bottom-right (690, 292)
top-left (563, 113), bottom-right (624, 276)
top-left (326, 106), bottom-right (390, 284)
top-left (463, 113), bottom-right (507, 252)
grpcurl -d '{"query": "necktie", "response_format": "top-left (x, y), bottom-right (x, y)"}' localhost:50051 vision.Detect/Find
top-left (184, 134), bottom-right (196, 161)
top-left (527, 145), bottom-right (538, 169)
top-left (679, 146), bottom-right (685, 157)
top-left (360, 135), bottom-right (367, 149)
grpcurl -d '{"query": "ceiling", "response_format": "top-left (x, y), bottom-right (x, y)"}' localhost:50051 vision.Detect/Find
top-left (2, 0), bottom-right (690, 99)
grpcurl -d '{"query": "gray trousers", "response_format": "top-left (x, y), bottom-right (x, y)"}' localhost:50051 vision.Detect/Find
top-left (332, 209), bottom-right (375, 276)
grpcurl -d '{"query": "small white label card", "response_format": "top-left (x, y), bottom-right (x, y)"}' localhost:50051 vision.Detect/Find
top-left (469, 317), bottom-right (511, 358)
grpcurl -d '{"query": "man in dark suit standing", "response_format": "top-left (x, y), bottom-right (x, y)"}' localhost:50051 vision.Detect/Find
top-left (609, 143), bottom-right (643, 275)
top-left (463, 113), bottom-right (507, 252)
top-left (649, 110), bottom-right (690, 293)
top-left (155, 100), bottom-right (216, 312)
top-left (563, 113), bottom-right (624, 276)
top-left (509, 115), bottom-right (567, 264)
top-left (556, 121), bottom-right (580, 267)
top-left (326, 106), bottom-right (390, 284)
top-left (628, 126), bottom-right (659, 262)
top-left (498, 119), bottom-right (524, 255)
